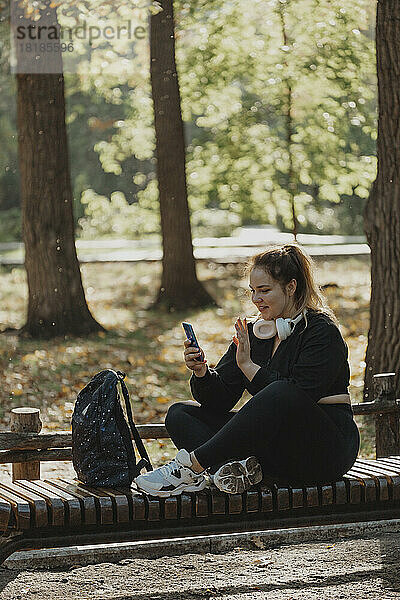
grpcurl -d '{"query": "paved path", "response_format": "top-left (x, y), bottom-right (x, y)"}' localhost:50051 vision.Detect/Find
top-left (0, 230), bottom-right (370, 266)
top-left (1, 532), bottom-right (399, 599)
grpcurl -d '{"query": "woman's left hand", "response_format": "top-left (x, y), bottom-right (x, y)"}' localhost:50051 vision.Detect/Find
top-left (234, 317), bottom-right (252, 371)
top-left (233, 318), bottom-right (261, 383)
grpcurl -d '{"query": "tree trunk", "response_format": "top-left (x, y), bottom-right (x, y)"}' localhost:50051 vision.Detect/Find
top-left (17, 72), bottom-right (104, 338)
top-left (363, 0), bottom-right (400, 401)
top-left (277, 1), bottom-right (298, 241)
top-left (150, 0), bottom-right (215, 310)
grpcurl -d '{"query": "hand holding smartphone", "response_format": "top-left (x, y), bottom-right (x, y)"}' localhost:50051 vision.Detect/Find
top-left (182, 322), bottom-right (207, 377)
top-left (182, 322), bottom-right (202, 360)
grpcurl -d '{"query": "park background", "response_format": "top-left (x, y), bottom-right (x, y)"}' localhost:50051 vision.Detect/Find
top-left (0, 0), bottom-right (390, 473)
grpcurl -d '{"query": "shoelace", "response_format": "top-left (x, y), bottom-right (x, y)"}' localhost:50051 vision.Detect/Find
top-left (158, 457), bottom-right (198, 481)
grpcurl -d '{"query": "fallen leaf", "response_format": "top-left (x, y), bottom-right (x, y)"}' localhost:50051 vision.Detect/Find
top-left (156, 397), bottom-right (169, 404)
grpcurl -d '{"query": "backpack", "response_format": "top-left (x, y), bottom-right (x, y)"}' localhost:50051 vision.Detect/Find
top-left (72, 369), bottom-right (153, 488)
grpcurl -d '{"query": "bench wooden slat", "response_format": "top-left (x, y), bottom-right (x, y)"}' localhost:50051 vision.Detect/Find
top-left (376, 457), bottom-right (400, 472)
top-left (370, 457), bottom-right (400, 499)
top-left (384, 456), bottom-right (400, 465)
top-left (260, 487), bottom-right (273, 512)
top-left (55, 479), bottom-right (113, 525)
top-left (351, 462), bottom-right (391, 500)
top-left (0, 432), bottom-right (72, 451)
top-left (346, 469), bottom-right (377, 502)
top-left (210, 488), bottom-right (226, 515)
top-left (360, 458), bottom-right (400, 472)
top-left (227, 493), bottom-right (242, 514)
top-left (320, 484), bottom-right (334, 506)
top-left (305, 486), bottom-right (319, 508)
top-left (291, 487), bottom-right (304, 509)
top-left (195, 490), bottom-right (210, 518)
top-left (276, 487), bottom-right (290, 510)
top-left (146, 496), bottom-right (162, 521)
top-left (353, 464), bottom-right (389, 500)
top-left (0, 448), bottom-right (72, 464)
top-left (0, 497), bottom-right (12, 530)
top-left (342, 475), bottom-right (362, 504)
top-left (130, 491), bottom-right (146, 521)
top-left (0, 485), bottom-right (31, 530)
top-left (364, 459), bottom-right (400, 477)
top-left (92, 488), bottom-right (130, 524)
top-left (367, 460), bottom-right (400, 500)
top-left (0, 482), bottom-right (48, 528)
top-left (47, 479), bottom-right (97, 525)
top-left (245, 490), bottom-right (260, 513)
top-left (0, 425), bottom-right (169, 453)
top-left (12, 480), bottom-right (65, 527)
top-left (333, 480), bottom-right (348, 505)
top-left (345, 469), bottom-right (377, 502)
top-left (32, 481), bottom-right (83, 527)
top-left (73, 485), bottom-right (129, 524)
top-left (164, 496), bottom-right (179, 520)
top-left (180, 493), bottom-right (193, 520)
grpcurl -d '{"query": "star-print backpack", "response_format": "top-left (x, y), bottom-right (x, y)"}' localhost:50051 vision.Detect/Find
top-left (72, 369), bottom-right (152, 487)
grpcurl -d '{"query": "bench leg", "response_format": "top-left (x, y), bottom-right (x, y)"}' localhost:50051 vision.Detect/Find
top-left (0, 532), bottom-right (26, 565)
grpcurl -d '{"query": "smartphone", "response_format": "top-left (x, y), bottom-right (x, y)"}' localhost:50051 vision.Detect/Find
top-left (182, 322), bottom-right (204, 361)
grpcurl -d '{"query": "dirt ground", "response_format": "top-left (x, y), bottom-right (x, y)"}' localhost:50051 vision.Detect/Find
top-left (0, 461), bottom-right (76, 482)
top-left (1, 533), bottom-right (400, 600)
top-left (1, 467), bottom-right (399, 599)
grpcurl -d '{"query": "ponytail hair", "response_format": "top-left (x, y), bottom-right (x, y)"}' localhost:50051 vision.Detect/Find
top-left (244, 243), bottom-right (339, 326)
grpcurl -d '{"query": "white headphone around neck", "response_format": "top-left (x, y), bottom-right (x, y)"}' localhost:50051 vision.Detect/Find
top-left (253, 308), bottom-right (308, 341)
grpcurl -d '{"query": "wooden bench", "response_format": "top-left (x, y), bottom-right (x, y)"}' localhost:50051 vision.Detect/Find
top-left (1, 372), bottom-right (400, 565)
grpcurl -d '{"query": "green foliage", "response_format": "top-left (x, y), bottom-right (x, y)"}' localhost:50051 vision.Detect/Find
top-left (190, 208), bottom-right (241, 238)
top-left (0, 0), bottom-right (377, 239)
top-left (79, 188), bottom-right (159, 238)
top-left (176, 0), bottom-right (377, 233)
top-left (78, 189), bottom-right (240, 239)
top-left (77, 0), bottom-right (376, 236)
top-left (0, 10), bottom-right (19, 214)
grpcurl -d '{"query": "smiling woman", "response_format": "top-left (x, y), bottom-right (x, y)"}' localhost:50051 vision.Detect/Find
top-left (249, 268), bottom-right (297, 321)
top-left (245, 243), bottom-right (339, 326)
top-left (133, 243), bottom-right (360, 499)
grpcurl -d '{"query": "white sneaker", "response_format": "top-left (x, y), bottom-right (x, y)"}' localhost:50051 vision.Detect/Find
top-left (213, 456), bottom-right (263, 494)
top-left (133, 449), bottom-right (207, 497)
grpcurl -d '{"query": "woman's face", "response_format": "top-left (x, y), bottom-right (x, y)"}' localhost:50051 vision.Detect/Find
top-left (249, 267), bottom-right (297, 321)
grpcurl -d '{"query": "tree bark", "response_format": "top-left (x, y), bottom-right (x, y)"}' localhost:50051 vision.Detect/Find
top-left (13, 1), bottom-right (103, 339)
top-left (150, 0), bottom-right (215, 310)
top-left (363, 0), bottom-right (400, 401)
top-left (277, 1), bottom-right (298, 241)
top-left (17, 71), bottom-right (104, 338)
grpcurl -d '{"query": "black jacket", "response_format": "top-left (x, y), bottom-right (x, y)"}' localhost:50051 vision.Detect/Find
top-left (190, 309), bottom-right (350, 412)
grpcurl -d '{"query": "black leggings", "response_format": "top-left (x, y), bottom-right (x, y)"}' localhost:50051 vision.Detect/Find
top-left (165, 380), bottom-right (360, 486)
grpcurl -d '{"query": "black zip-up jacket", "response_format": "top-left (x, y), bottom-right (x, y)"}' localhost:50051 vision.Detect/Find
top-left (190, 309), bottom-right (350, 413)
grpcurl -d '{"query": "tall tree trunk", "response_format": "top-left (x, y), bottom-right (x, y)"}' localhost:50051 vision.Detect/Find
top-left (14, 0), bottom-right (103, 339)
top-left (363, 0), bottom-right (400, 401)
top-left (17, 72), bottom-right (104, 338)
top-left (277, 0), bottom-right (298, 242)
top-left (150, 0), bottom-right (215, 310)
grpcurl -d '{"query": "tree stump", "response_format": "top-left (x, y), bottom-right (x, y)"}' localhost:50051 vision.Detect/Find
top-left (10, 408), bottom-right (42, 481)
top-left (373, 373), bottom-right (400, 458)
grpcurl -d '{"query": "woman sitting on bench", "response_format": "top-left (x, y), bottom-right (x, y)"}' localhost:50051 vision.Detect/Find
top-left (134, 243), bottom-right (360, 497)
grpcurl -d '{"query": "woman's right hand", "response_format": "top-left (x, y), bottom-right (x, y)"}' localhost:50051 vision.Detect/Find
top-left (183, 339), bottom-right (207, 377)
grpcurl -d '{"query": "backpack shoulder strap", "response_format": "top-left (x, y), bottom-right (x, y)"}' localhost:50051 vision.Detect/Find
top-left (119, 378), bottom-right (153, 472)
